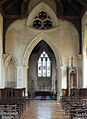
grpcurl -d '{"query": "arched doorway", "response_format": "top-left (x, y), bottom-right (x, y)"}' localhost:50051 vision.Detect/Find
top-left (28, 40), bottom-right (57, 98)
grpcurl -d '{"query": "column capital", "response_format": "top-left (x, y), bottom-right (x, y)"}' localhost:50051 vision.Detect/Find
top-left (56, 64), bottom-right (63, 70)
top-left (17, 65), bottom-right (29, 69)
top-left (23, 65), bottom-right (29, 69)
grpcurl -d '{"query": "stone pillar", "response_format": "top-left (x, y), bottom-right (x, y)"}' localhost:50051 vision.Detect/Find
top-left (78, 54), bottom-right (83, 88)
top-left (56, 66), bottom-right (62, 101)
top-left (61, 65), bottom-right (67, 89)
top-left (17, 65), bottom-right (29, 96)
top-left (0, 14), bottom-right (3, 88)
top-left (83, 53), bottom-right (87, 88)
top-left (52, 61), bottom-right (56, 92)
top-left (17, 65), bottom-right (24, 88)
top-left (23, 66), bottom-right (29, 96)
top-left (2, 56), bottom-right (6, 88)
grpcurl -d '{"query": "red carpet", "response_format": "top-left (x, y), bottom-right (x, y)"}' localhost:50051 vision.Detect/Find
top-left (41, 96), bottom-right (46, 100)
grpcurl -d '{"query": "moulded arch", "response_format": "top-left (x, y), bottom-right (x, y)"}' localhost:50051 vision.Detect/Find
top-left (22, 32), bottom-right (62, 68)
top-left (27, 2), bottom-right (59, 27)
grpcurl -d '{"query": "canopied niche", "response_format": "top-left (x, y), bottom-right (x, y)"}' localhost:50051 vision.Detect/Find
top-left (5, 55), bottom-right (18, 88)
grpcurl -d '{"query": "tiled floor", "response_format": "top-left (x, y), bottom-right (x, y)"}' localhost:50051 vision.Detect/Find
top-left (21, 100), bottom-right (70, 119)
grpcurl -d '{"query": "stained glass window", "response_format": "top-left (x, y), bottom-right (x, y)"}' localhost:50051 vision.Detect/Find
top-left (47, 58), bottom-right (51, 77)
top-left (38, 58), bottom-right (42, 77)
top-left (38, 51), bottom-right (51, 77)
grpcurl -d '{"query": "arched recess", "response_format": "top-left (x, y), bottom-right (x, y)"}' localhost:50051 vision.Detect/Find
top-left (27, 2), bottom-right (59, 27)
top-left (22, 32), bottom-right (62, 99)
top-left (5, 55), bottom-right (18, 88)
top-left (83, 29), bottom-right (87, 88)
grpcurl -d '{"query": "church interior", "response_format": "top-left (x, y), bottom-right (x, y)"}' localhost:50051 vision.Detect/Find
top-left (0, 0), bottom-right (87, 119)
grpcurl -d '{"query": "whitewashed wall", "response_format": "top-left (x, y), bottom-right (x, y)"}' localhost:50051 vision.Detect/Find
top-left (5, 2), bottom-right (80, 97)
top-left (82, 10), bottom-right (87, 88)
top-left (0, 13), bottom-right (3, 88)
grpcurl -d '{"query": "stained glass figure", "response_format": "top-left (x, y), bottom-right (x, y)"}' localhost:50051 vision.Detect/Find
top-left (38, 58), bottom-right (42, 77)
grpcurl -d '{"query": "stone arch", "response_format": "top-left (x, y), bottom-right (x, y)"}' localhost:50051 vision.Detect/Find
top-left (27, 2), bottom-right (59, 27)
top-left (22, 32), bottom-right (62, 99)
top-left (22, 32), bottom-right (62, 67)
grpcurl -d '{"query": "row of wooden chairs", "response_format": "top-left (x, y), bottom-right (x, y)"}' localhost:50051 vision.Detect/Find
top-left (0, 105), bottom-right (19, 119)
top-left (60, 96), bottom-right (87, 119)
top-left (0, 97), bottom-right (30, 119)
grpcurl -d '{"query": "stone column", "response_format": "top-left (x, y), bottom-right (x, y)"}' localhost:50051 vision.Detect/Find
top-left (52, 61), bottom-right (56, 92)
top-left (2, 55), bottom-right (6, 88)
top-left (23, 65), bottom-right (29, 96)
top-left (17, 65), bottom-right (24, 88)
top-left (78, 54), bottom-right (83, 88)
top-left (83, 53), bottom-right (87, 88)
top-left (17, 65), bottom-right (29, 96)
top-left (56, 66), bottom-right (62, 101)
top-left (61, 65), bottom-right (67, 89)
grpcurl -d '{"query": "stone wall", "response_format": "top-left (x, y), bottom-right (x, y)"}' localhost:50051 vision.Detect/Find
top-left (82, 10), bottom-right (87, 88)
top-left (28, 0), bottom-right (57, 15)
top-left (0, 13), bottom-right (3, 88)
top-left (5, 2), bottom-right (80, 96)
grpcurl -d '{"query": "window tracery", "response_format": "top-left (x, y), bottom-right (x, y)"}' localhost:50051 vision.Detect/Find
top-left (38, 51), bottom-right (51, 77)
top-left (33, 11), bottom-right (52, 29)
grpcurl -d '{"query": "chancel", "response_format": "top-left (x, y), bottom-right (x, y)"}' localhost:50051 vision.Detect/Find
top-left (0, 0), bottom-right (87, 119)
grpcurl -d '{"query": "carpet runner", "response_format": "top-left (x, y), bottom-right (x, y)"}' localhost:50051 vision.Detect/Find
top-left (41, 96), bottom-right (46, 100)
top-left (30, 96), bottom-right (57, 100)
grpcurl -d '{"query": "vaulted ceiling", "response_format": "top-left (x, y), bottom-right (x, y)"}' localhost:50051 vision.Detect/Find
top-left (0, 0), bottom-right (87, 53)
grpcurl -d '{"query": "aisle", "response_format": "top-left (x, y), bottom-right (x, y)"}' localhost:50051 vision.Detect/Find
top-left (21, 100), bottom-right (70, 119)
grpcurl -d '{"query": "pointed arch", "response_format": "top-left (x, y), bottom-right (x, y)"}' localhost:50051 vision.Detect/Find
top-left (5, 55), bottom-right (18, 69)
top-left (22, 32), bottom-right (62, 99)
top-left (27, 2), bottom-right (59, 27)
top-left (22, 32), bottom-right (62, 68)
